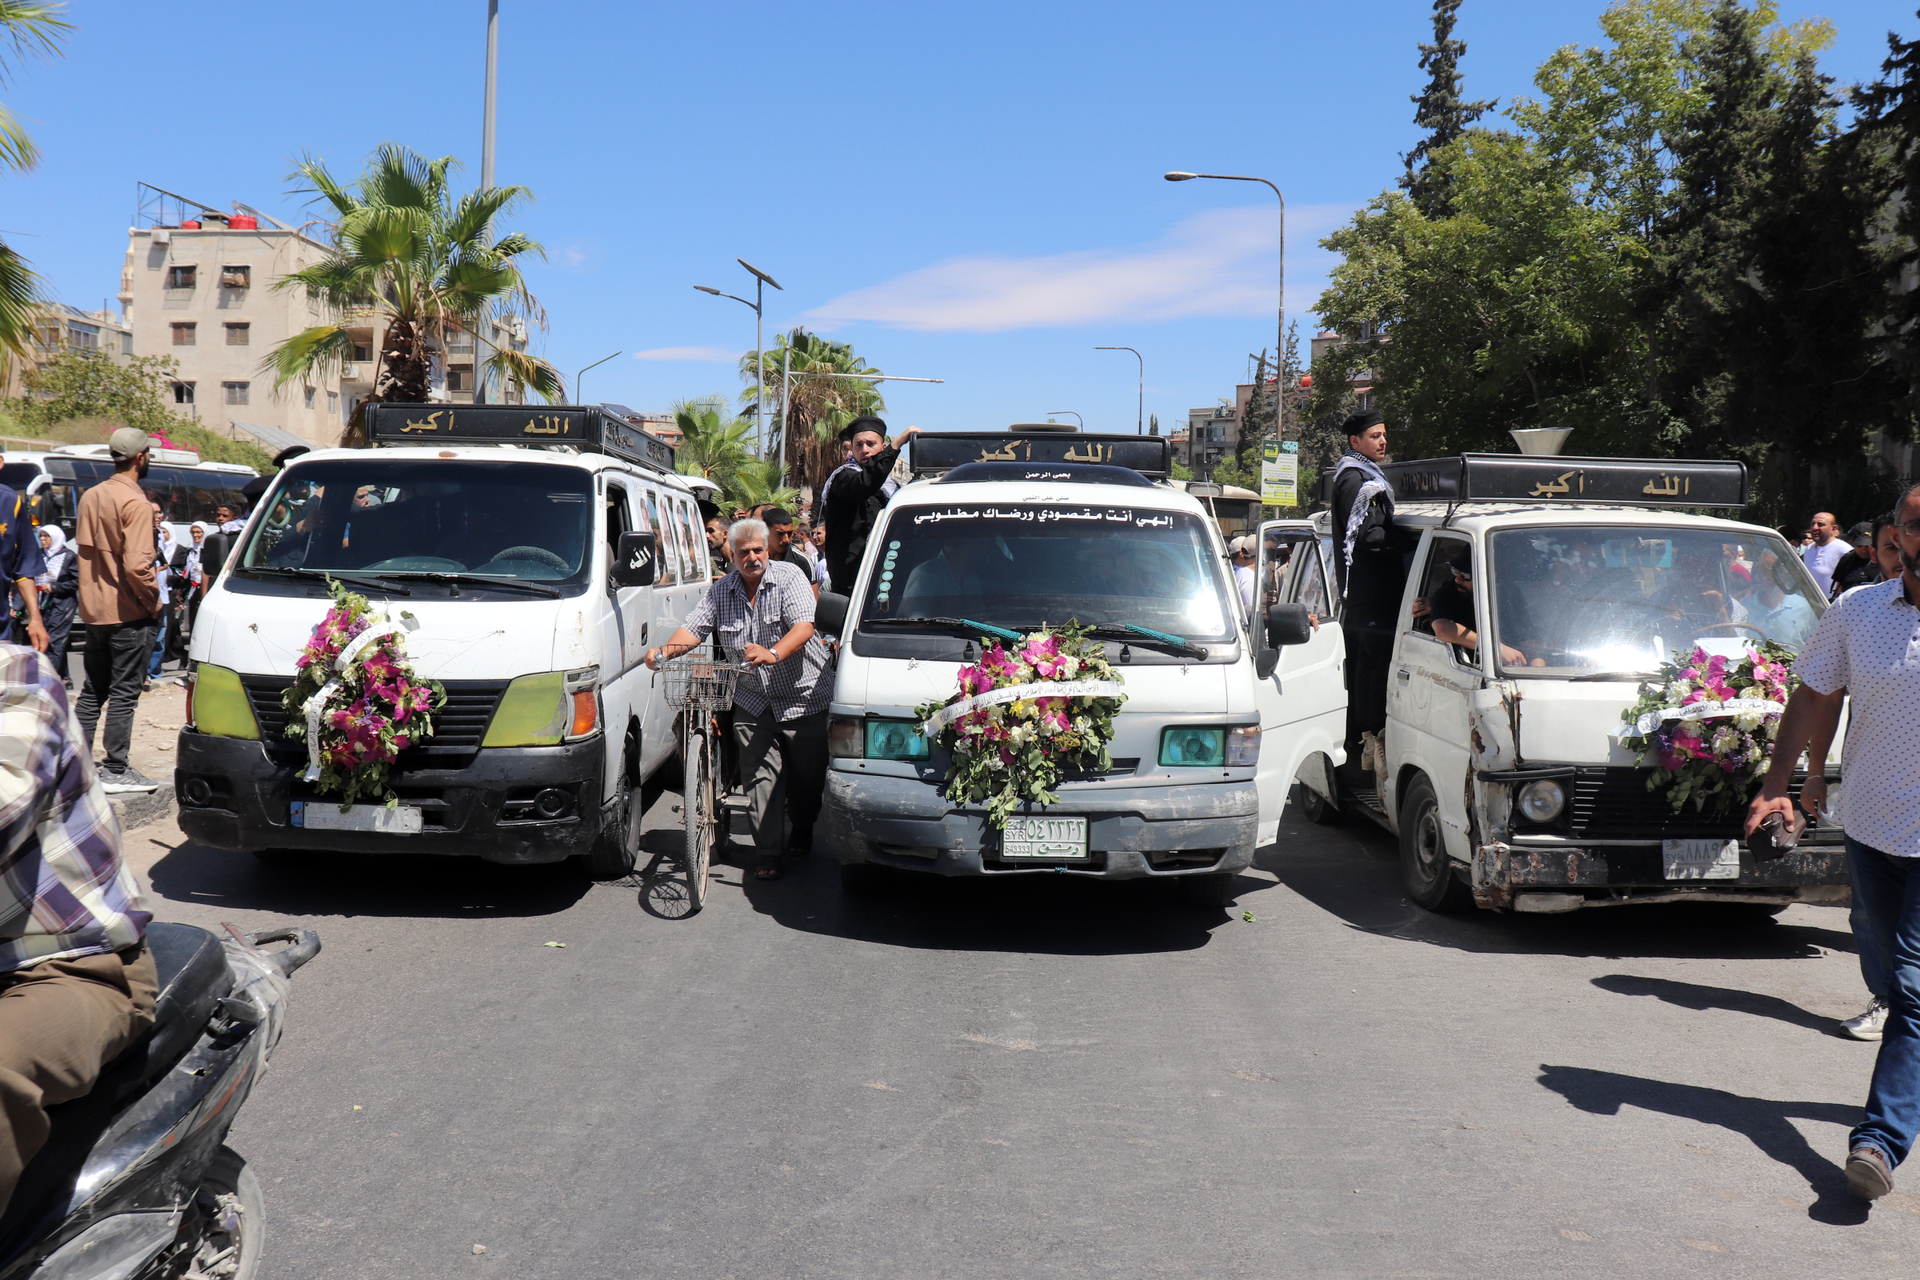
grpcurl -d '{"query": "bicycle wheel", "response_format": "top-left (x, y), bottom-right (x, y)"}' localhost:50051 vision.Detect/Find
top-left (681, 724), bottom-right (714, 912)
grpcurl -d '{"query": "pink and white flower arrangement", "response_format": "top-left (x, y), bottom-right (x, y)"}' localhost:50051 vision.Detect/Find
top-left (1618, 640), bottom-right (1798, 817)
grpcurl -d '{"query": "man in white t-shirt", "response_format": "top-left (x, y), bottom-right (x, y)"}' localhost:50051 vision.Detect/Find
top-left (1801, 511), bottom-right (1848, 597)
top-left (1750, 483), bottom-right (1920, 1202)
top-left (1229, 536), bottom-right (1256, 614)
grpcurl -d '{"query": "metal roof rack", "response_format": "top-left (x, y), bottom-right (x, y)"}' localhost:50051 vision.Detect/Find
top-left (1315, 453), bottom-right (1748, 509)
top-left (908, 431), bottom-right (1171, 479)
top-left (363, 403), bottom-right (676, 475)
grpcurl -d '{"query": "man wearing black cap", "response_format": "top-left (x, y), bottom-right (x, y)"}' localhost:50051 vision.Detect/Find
top-left (819, 417), bottom-right (921, 596)
top-left (1830, 521), bottom-right (1881, 598)
top-left (1328, 410), bottom-right (1409, 787)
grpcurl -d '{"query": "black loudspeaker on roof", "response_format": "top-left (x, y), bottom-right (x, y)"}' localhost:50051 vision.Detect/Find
top-left (363, 403), bottom-right (677, 475)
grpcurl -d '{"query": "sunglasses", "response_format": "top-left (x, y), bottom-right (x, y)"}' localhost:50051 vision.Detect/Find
top-left (1899, 520), bottom-right (1920, 538)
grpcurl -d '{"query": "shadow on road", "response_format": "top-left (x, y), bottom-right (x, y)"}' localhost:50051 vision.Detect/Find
top-left (1263, 798), bottom-right (1849, 962)
top-left (144, 838), bottom-right (594, 919)
top-left (1536, 1064), bottom-right (1868, 1224)
top-left (1590, 974), bottom-right (1845, 1037)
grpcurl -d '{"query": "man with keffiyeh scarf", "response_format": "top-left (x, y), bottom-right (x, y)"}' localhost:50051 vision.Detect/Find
top-left (1329, 411), bottom-right (1410, 789)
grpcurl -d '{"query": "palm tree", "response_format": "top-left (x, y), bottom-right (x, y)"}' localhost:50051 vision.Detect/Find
top-left (263, 145), bottom-right (563, 441)
top-left (0, 2), bottom-right (71, 374)
top-left (739, 328), bottom-right (887, 494)
top-left (722, 458), bottom-right (801, 516)
top-left (671, 395), bottom-right (753, 484)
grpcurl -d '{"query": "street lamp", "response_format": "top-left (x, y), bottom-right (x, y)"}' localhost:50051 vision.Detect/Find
top-left (1165, 171), bottom-right (1285, 451)
top-left (573, 350), bottom-right (620, 406)
top-left (1045, 410), bottom-right (1084, 429)
top-left (695, 257), bottom-right (783, 456)
top-left (1093, 346), bottom-right (1143, 433)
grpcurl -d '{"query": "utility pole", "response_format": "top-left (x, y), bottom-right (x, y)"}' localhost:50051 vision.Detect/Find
top-left (474, 0), bottom-right (500, 404)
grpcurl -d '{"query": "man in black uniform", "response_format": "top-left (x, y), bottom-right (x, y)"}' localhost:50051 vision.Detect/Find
top-left (1328, 410), bottom-right (1409, 788)
top-left (820, 416), bottom-right (921, 596)
top-left (1425, 551), bottom-right (1527, 666)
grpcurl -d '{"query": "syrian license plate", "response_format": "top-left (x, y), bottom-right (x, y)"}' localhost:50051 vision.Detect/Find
top-left (290, 800), bottom-right (423, 835)
top-left (1663, 838), bottom-right (1739, 880)
top-left (1001, 816), bottom-right (1090, 860)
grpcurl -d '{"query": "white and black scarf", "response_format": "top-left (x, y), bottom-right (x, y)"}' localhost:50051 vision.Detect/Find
top-left (1333, 449), bottom-right (1392, 573)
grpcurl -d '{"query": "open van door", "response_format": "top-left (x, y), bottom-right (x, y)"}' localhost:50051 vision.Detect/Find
top-left (1252, 520), bottom-right (1347, 845)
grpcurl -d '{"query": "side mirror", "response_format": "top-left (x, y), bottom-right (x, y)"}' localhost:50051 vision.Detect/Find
top-left (611, 531), bottom-right (658, 588)
top-left (1265, 602), bottom-right (1314, 647)
top-left (1254, 648), bottom-right (1280, 679)
top-left (814, 591), bottom-right (851, 639)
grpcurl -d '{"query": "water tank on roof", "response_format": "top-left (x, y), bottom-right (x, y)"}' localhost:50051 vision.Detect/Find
top-left (229, 215), bottom-right (258, 231)
top-left (181, 220), bottom-right (200, 230)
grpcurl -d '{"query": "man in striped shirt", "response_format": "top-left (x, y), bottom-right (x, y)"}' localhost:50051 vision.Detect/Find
top-left (0, 644), bottom-right (157, 1214)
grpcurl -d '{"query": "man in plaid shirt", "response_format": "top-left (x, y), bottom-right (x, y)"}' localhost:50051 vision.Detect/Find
top-left (648, 519), bottom-right (832, 880)
top-left (0, 644), bottom-right (157, 1214)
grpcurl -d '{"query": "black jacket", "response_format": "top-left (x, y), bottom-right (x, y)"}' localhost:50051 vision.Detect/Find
top-left (822, 447), bottom-right (900, 595)
top-left (1329, 455), bottom-right (1410, 629)
top-left (1829, 549), bottom-right (1878, 598)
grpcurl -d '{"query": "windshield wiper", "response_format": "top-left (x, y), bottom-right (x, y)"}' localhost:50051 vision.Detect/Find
top-left (383, 572), bottom-right (562, 599)
top-left (249, 566), bottom-right (413, 597)
top-left (1081, 622), bottom-right (1209, 661)
top-left (1568, 670), bottom-right (1660, 682)
top-left (866, 616), bottom-right (1023, 642)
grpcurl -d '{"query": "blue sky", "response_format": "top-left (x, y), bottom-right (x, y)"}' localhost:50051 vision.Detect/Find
top-left (5, 0), bottom-right (1909, 439)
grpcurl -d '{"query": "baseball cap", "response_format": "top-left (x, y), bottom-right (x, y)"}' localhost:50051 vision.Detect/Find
top-left (1229, 536), bottom-right (1254, 556)
top-left (1848, 521), bottom-right (1874, 545)
top-left (108, 427), bottom-right (151, 459)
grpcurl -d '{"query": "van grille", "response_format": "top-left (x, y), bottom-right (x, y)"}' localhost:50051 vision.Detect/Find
top-left (1565, 767), bottom-right (1833, 842)
top-left (240, 675), bottom-right (509, 759)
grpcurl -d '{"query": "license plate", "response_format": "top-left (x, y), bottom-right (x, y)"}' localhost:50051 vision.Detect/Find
top-left (290, 800), bottom-right (423, 835)
top-left (1001, 816), bottom-right (1090, 859)
top-left (1663, 838), bottom-right (1739, 880)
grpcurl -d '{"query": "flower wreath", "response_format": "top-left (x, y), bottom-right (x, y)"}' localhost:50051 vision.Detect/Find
top-left (282, 578), bottom-right (446, 808)
top-left (1617, 640), bottom-right (1798, 817)
top-left (914, 623), bottom-right (1127, 829)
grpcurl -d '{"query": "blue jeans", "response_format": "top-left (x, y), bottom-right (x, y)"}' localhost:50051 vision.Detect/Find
top-left (147, 609), bottom-right (169, 679)
top-left (1847, 837), bottom-right (1920, 1165)
top-left (1852, 843), bottom-right (1892, 1000)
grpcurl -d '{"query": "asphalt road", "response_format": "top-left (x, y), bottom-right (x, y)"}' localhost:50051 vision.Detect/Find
top-left (122, 794), bottom-right (1916, 1278)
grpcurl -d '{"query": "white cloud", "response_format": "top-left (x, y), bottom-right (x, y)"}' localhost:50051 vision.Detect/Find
top-left (804, 204), bottom-right (1358, 334)
top-left (631, 346), bottom-right (737, 362)
top-left (563, 247), bottom-right (588, 268)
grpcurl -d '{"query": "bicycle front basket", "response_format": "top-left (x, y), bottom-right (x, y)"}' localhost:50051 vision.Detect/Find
top-left (660, 650), bottom-right (747, 713)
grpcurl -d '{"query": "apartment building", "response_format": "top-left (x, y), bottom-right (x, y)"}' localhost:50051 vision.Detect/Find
top-left (1, 303), bottom-right (135, 399)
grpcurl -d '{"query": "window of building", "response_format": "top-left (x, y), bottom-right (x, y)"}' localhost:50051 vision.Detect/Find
top-left (303, 387), bottom-right (315, 409)
top-left (351, 343), bottom-right (372, 362)
top-left (220, 265), bottom-right (251, 289)
top-left (120, 332), bottom-right (133, 355)
top-left (67, 322), bottom-right (98, 350)
top-left (326, 391), bottom-right (339, 415)
top-left (164, 265), bottom-right (196, 289)
top-left (224, 322), bottom-right (250, 346)
top-left (173, 382), bottom-right (195, 406)
top-left (446, 368), bottom-right (465, 391)
top-left (223, 381), bottom-right (249, 405)
top-left (170, 323), bottom-right (196, 346)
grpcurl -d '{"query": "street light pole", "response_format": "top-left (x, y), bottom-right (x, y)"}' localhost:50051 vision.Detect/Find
top-left (697, 260), bottom-right (783, 458)
top-left (474, 0), bottom-right (500, 405)
top-left (1094, 345), bottom-right (1144, 433)
top-left (1165, 171), bottom-right (1285, 449)
top-left (574, 350), bottom-right (620, 406)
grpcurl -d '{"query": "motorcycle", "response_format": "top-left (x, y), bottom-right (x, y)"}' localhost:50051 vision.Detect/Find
top-left (0, 922), bottom-right (321, 1280)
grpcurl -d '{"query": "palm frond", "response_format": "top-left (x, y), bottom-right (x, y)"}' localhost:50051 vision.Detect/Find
top-left (0, 235), bottom-right (44, 364)
top-left (0, 2), bottom-right (70, 80)
top-left (486, 347), bottom-right (564, 403)
top-left (261, 322), bottom-right (356, 388)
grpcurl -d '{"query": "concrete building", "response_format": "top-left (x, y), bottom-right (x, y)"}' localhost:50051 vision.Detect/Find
top-left (120, 190), bottom-right (534, 451)
top-left (2, 303), bottom-right (134, 399)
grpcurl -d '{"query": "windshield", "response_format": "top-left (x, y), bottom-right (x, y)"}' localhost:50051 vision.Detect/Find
top-left (861, 501), bottom-right (1237, 642)
top-left (238, 459), bottom-right (593, 584)
top-left (1487, 524), bottom-right (1826, 677)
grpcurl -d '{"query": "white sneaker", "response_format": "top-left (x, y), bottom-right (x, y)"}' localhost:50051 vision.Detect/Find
top-left (1842, 998), bottom-right (1889, 1042)
top-left (97, 766), bottom-right (161, 795)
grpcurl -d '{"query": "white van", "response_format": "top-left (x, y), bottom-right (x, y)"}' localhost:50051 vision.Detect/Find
top-left (1282, 451), bottom-right (1850, 914)
top-left (0, 443), bottom-right (256, 544)
top-left (817, 432), bottom-right (1330, 903)
top-left (175, 405), bottom-right (705, 876)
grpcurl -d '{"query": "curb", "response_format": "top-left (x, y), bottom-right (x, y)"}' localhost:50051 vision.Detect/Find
top-left (110, 787), bottom-right (175, 834)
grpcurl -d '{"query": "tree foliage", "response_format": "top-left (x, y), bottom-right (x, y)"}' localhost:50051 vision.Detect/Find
top-left (1402, 0), bottom-right (1496, 217)
top-left (0, 2), bottom-right (70, 372)
top-left (9, 348), bottom-right (272, 469)
top-left (739, 328), bottom-right (887, 494)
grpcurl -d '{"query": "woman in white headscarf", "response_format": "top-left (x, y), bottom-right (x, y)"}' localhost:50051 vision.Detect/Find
top-left (36, 527), bottom-right (78, 685)
top-left (184, 521), bottom-right (210, 642)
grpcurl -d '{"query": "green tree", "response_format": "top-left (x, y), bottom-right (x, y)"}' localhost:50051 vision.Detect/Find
top-left (0, 2), bottom-right (70, 374)
top-left (721, 458), bottom-right (801, 515)
top-left (12, 348), bottom-right (271, 469)
top-left (671, 394), bottom-right (753, 486)
top-left (739, 328), bottom-right (886, 493)
top-left (1855, 18), bottom-right (1920, 440)
top-left (264, 145), bottom-right (562, 439)
top-left (1402, 0), bottom-right (1496, 217)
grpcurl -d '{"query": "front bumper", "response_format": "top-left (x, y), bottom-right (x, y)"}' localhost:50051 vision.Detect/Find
top-left (1472, 839), bottom-right (1851, 911)
top-left (175, 729), bottom-right (605, 864)
top-left (820, 768), bottom-right (1258, 879)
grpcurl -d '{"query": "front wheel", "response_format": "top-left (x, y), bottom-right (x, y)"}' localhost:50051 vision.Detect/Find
top-left (1296, 780), bottom-right (1344, 827)
top-left (576, 759), bottom-right (640, 880)
top-left (1398, 773), bottom-right (1471, 912)
top-left (173, 1145), bottom-right (266, 1280)
top-left (681, 729), bottom-right (714, 913)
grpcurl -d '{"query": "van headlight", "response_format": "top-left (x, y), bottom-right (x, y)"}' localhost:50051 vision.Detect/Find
top-left (187, 663), bottom-right (260, 740)
top-left (1160, 727), bottom-right (1225, 766)
top-left (1515, 778), bottom-right (1566, 824)
top-left (482, 667), bottom-right (599, 747)
top-left (828, 717), bottom-right (929, 760)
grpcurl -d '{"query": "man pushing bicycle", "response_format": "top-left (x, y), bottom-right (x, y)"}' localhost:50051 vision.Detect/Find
top-left (646, 517), bottom-right (833, 882)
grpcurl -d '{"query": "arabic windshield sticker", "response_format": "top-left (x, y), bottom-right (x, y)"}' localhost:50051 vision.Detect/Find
top-left (908, 504), bottom-right (1175, 529)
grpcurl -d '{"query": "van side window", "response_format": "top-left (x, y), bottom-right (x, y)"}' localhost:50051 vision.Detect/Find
top-left (1412, 536), bottom-right (1474, 663)
top-left (643, 486), bottom-right (676, 585)
top-left (605, 481), bottom-right (632, 579)
top-left (1290, 541), bottom-right (1330, 615)
top-left (673, 500), bottom-right (704, 584)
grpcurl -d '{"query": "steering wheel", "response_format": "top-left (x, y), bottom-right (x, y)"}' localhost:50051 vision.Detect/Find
top-left (1691, 621), bottom-right (1769, 643)
top-left (483, 545), bottom-right (570, 572)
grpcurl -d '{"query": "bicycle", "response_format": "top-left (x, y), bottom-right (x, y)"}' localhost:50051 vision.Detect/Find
top-left (655, 647), bottom-right (749, 913)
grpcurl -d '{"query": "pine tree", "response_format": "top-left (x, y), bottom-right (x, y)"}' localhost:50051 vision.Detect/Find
top-left (1401, 0), bottom-right (1495, 217)
top-left (1854, 18), bottom-right (1920, 443)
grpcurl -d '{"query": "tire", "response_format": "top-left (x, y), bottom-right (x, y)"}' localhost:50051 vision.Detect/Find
top-left (1398, 773), bottom-right (1472, 912)
top-left (575, 753), bottom-right (640, 880)
top-left (182, 1145), bottom-right (266, 1280)
top-left (1296, 780), bottom-right (1344, 827)
top-left (681, 733), bottom-right (713, 912)
top-left (840, 862), bottom-right (892, 897)
top-left (1182, 871), bottom-right (1240, 906)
